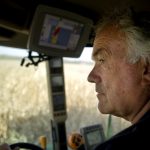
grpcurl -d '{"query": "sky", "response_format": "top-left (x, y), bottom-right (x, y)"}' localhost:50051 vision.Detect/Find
top-left (0, 46), bottom-right (28, 57)
top-left (0, 46), bottom-right (93, 62)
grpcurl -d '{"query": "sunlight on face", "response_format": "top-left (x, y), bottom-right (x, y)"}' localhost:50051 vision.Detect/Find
top-left (88, 25), bottom-right (145, 120)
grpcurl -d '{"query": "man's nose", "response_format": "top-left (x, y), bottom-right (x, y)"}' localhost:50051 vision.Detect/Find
top-left (87, 69), bottom-right (94, 83)
top-left (87, 66), bottom-right (99, 83)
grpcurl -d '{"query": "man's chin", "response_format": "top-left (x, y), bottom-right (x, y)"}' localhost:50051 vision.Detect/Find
top-left (98, 109), bottom-right (109, 114)
top-left (98, 104), bottom-right (110, 114)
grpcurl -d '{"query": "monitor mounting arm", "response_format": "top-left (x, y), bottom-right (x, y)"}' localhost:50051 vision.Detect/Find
top-left (20, 51), bottom-right (50, 67)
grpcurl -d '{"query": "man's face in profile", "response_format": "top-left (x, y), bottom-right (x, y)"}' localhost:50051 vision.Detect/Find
top-left (88, 24), bottom-right (145, 120)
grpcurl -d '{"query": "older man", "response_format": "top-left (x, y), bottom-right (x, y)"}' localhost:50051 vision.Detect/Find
top-left (87, 10), bottom-right (150, 149)
top-left (1, 9), bottom-right (150, 150)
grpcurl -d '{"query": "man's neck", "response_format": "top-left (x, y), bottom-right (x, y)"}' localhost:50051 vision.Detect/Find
top-left (131, 100), bottom-right (150, 124)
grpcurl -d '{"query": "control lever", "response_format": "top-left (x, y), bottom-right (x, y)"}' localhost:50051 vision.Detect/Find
top-left (67, 132), bottom-right (85, 150)
top-left (38, 136), bottom-right (47, 150)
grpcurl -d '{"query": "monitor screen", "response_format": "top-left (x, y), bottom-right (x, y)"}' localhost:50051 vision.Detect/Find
top-left (51, 75), bottom-right (63, 87)
top-left (28, 5), bottom-right (93, 57)
top-left (87, 130), bottom-right (103, 147)
top-left (39, 14), bottom-right (84, 51)
top-left (49, 57), bottom-right (62, 68)
top-left (80, 124), bottom-right (105, 150)
top-left (53, 94), bottom-right (65, 111)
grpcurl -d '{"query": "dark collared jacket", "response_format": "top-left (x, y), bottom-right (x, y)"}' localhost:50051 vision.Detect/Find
top-left (94, 110), bottom-right (150, 150)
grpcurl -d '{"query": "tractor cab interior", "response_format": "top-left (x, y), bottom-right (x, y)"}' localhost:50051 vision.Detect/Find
top-left (0, 0), bottom-right (150, 150)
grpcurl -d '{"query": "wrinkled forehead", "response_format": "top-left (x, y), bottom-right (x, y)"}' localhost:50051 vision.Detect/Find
top-left (93, 24), bottom-right (127, 58)
top-left (95, 23), bottom-right (125, 42)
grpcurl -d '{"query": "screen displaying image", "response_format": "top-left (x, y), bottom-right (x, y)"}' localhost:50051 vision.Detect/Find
top-left (51, 75), bottom-right (63, 87)
top-left (87, 130), bottom-right (102, 146)
top-left (39, 14), bottom-right (84, 50)
top-left (53, 94), bottom-right (65, 111)
top-left (50, 58), bottom-right (62, 68)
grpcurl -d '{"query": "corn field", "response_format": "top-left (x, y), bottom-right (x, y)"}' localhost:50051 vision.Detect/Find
top-left (0, 57), bottom-right (130, 145)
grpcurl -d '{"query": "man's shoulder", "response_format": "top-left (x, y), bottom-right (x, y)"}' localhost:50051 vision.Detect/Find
top-left (94, 111), bottom-right (150, 150)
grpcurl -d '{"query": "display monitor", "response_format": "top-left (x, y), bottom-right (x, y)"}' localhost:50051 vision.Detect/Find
top-left (51, 75), bottom-right (63, 87)
top-left (28, 5), bottom-right (93, 57)
top-left (80, 124), bottom-right (105, 150)
top-left (53, 94), bottom-right (66, 111)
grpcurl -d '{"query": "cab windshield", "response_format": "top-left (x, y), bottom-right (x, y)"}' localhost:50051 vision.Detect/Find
top-left (0, 46), bottom-right (130, 145)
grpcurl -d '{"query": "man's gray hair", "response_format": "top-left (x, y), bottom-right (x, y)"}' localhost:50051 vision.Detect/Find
top-left (95, 9), bottom-right (150, 64)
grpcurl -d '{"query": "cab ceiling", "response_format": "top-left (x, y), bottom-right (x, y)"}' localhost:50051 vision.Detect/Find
top-left (0, 0), bottom-right (150, 49)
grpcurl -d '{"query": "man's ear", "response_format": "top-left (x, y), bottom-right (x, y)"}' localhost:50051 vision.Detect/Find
top-left (142, 60), bottom-right (150, 85)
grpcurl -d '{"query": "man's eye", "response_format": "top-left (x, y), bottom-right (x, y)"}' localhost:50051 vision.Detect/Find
top-left (98, 59), bottom-right (104, 62)
top-left (97, 58), bottom-right (105, 64)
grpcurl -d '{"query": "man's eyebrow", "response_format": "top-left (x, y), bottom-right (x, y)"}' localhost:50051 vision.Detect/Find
top-left (92, 48), bottom-right (102, 60)
top-left (92, 48), bottom-right (111, 60)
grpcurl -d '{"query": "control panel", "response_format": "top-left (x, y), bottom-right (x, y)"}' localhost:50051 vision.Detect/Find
top-left (46, 57), bottom-right (67, 122)
top-left (80, 124), bottom-right (105, 150)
